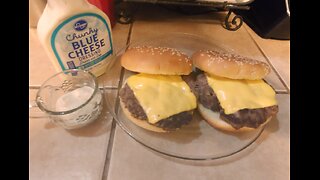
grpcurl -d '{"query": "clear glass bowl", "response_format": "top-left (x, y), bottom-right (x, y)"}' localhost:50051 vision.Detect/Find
top-left (103, 33), bottom-right (265, 160)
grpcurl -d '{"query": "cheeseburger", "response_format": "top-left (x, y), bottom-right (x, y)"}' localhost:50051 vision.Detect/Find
top-left (119, 46), bottom-right (197, 132)
top-left (189, 50), bottom-right (279, 132)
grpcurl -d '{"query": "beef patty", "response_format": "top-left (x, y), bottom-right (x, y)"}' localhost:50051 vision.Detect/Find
top-left (119, 84), bottom-right (193, 131)
top-left (183, 72), bottom-right (279, 130)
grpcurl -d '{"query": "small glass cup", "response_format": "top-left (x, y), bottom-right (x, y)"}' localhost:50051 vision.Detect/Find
top-left (29, 69), bottom-right (103, 129)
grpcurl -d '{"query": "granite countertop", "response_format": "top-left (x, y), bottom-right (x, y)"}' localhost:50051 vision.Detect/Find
top-left (29, 5), bottom-right (290, 180)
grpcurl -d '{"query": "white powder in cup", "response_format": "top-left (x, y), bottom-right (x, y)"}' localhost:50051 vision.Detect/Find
top-left (55, 86), bottom-right (94, 111)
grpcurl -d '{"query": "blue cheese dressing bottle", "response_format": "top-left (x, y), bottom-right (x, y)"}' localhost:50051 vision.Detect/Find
top-left (37, 0), bottom-right (114, 77)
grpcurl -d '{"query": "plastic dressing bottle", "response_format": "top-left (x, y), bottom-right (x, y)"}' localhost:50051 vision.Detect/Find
top-left (37, 0), bottom-right (114, 77)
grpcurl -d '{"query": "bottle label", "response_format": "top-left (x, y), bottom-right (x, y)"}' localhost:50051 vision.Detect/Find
top-left (51, 13), bottom-right (113, 71)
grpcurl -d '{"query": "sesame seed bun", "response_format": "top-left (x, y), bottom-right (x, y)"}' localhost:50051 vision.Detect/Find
top-left (121, 46), bottom-right (193, 75)
top-left (192, 50), bottom-right (271, 80)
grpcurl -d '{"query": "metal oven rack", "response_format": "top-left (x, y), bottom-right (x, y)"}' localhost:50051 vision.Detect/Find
top-left (115, 0), bottom-right (254, 31)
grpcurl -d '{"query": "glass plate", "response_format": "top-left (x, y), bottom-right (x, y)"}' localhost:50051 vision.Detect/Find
top-left (104, 33), bottom-right (265, 161)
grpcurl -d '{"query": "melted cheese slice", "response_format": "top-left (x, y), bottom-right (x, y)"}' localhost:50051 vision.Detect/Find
top-left (126, 74), bottom-right (197, 124)
top-left (206, 73), bottom-right (277, 114)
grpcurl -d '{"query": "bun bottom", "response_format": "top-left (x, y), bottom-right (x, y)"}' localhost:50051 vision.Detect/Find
top-left (198, 104), bottom-right (272, 132)
top-left (119, 100), bottom-right (168, 133)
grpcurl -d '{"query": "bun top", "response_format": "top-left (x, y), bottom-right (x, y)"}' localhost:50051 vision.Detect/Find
top-left (192, 50), bottom-right (271, 80)
top-left (121, 46), bottom-right (193, 75)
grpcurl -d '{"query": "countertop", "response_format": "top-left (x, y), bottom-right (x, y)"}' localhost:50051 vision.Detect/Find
top-left (29, 5), bottom-right (290, 180)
